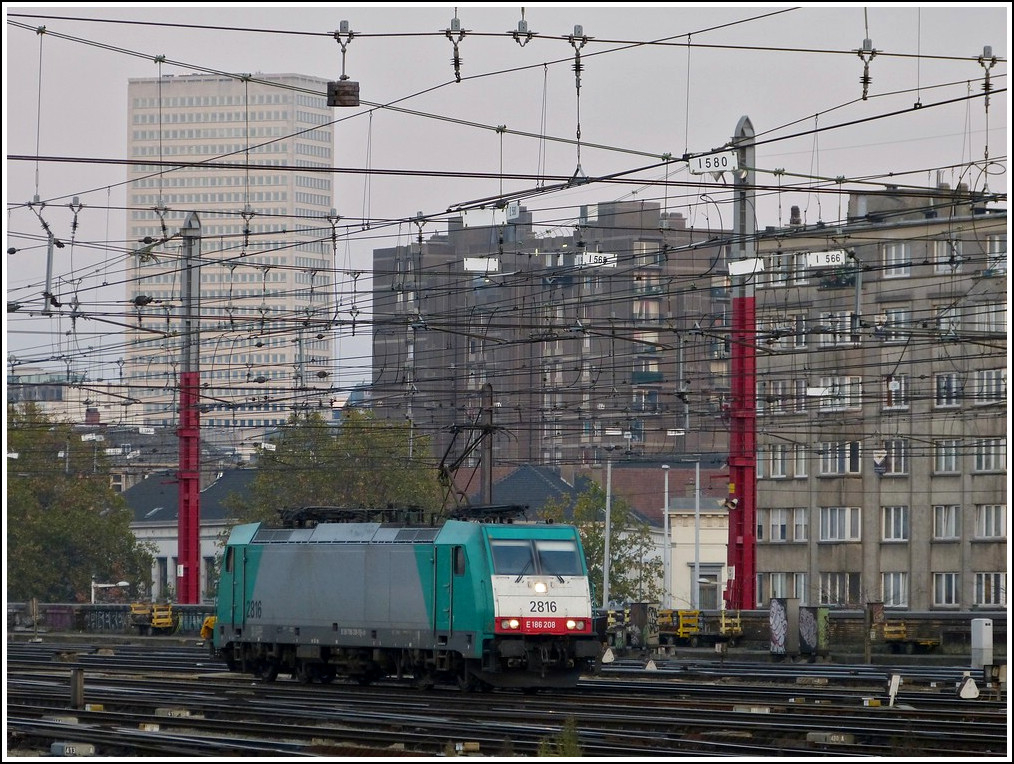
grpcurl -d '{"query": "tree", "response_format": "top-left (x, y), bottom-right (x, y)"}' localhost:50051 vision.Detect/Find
top-left (6, 402), bottom-right (154, 602)
top-left (538, 481), bottom-right (662, 606)
top-left (224, 409), bottom-right (445, 525)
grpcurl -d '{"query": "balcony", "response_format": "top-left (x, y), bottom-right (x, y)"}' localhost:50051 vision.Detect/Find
top-left (631, 370), bottom-right (664, 384)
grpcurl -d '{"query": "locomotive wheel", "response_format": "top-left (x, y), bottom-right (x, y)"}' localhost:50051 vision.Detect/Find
top-left (318, 669), bottom-right (336, 684)
top-left (258, 662), bottom-right (280, 682)
top-left (457, 667), bottom-right (477, 693)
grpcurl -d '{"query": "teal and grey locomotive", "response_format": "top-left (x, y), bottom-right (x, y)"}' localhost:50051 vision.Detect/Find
top-left (210, 512), bottom-right (601, 690)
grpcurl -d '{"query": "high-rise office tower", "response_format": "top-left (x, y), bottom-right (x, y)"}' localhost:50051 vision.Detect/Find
top-left (124, 73), bottom-right (337, 452)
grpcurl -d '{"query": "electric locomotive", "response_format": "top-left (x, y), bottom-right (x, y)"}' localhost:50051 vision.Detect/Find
top-left (210, 506), bottom-right (601, 690)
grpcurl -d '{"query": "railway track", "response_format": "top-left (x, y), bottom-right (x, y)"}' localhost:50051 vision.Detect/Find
top-left (6, 640), bottom-right (1008, 757)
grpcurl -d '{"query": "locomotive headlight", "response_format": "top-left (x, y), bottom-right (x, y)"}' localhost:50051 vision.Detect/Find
top-left (533, 581), bottom-right (548, 594)
top-left (501, 618), bottom-right (520, 630)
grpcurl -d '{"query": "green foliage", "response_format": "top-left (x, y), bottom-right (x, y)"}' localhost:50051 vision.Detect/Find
top-left (6, 403), bottom-right (155, 602)
top-left (224, 409), bottom-right (445, 525)
top-left (536, 716), bottom-right (582, 756)
top-left (539, 480), bottom-right (662, 605)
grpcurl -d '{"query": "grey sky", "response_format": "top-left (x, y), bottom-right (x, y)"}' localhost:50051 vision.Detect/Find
top-left (4, 4), bottom-right (1008, 389)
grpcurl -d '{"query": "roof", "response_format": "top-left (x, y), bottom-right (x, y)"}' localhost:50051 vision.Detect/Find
top-left (466, 464), bottom-right (583, 517)
top-left (125, 468), bottom-right (256, 524)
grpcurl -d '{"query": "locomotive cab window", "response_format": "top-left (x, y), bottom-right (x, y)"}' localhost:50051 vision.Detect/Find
top-left (535, 540), bottom-right (582, 577)
top-left (224, 546), bottom-right (234, 573)
top-left (490, 540), bottom-right (535, 576)
top-left (453, 546), bottom-right (466, 576)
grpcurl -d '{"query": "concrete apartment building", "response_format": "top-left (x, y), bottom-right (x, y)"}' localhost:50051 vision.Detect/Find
top-left (124, 73), bottom-right (337, 455)
top-left (751, 184), bottom-right (1007, 611)
top-left (370, 200), bottom-right (732, 486)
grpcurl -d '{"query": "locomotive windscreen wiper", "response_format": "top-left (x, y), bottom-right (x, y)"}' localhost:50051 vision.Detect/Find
top-left (515, 556), bottom-right (531, 580)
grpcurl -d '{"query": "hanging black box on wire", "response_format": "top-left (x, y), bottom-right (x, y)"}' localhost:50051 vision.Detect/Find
top-left (328, 80), bottom-right (360, 107)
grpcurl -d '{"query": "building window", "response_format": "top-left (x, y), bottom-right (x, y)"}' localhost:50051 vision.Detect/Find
top-left (769, 572), bottom-right (788, 598)
top-left (883, 241), bottom-right (911, 277)
top-left (933, 238), bottom-right (963, 273)
top-left (820, 506), bottom-right (861, 541)
top-left (933, 440), bottom-right (960, 474)
top-left (818, 311), bottom-right (853, 347)
top-left (975, 504), bottom-right (1006, 539)
top-left (881, 307), bottom-right (911, 343)
top-left (818, 376), bottom-right (862, 411)
top-left (794, 573), bottom-right (808, 605)
top-left (933, 505), bottom-right (960, 540)
top-left (973, 439), bottom-right (1006, 472)
top-left (883, 374), bottom-right (909, 410)
top-left (985, 234), bottom-right (1006, 275)
top-left (769, 508), bottom-right (788, 541)
top-left (934, 372), bottom-right (962, 408)
top-left (973, 368), bottom-right (1006, 405)
top-left (794, 379), bottom-right (808, 413)
top-left (793, 507), bottom-right (808, 542)
top-left (883, 439), bottom-right (909, 476)
top-left (769, 445), bottom-right (788, 478)
top-left (933, 573), bottom-right (960, 607)
top-left (882, 506), bottom-right (909, 541)
top-left (935, 305), bottom-right (960, 337)
top-left (882, 572), bottom-right (909, 607)
top-left (818, 441), bottom-right (861, 475)
top-left (975, 573), bottom-right (1006, 607)
top-left (966, 301), bottom-right (1006, 334)
top-left (793, 444), bottom-right (808, 478)
top-left (819, 572), bottom-right (861, 606)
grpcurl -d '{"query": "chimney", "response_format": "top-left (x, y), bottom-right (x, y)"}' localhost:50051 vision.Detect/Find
top-left (789, 205), bottom-right (802, 226)
top-left (85, 407), bottom-right (100, 425)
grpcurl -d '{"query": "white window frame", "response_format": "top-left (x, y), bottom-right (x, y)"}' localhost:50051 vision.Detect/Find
top-left (819, 571), bottom-right (861, 606)
top-left (936, 305), bottom-right (960, 336)
top-left (883, 438), bottom-right (909, 476)
top-left (933, 440), bottom-right (960, 474)
top-left (973, 438), bottom-right (1006, 472)
top-left (974, 368), bottom-right (1006, 405)
top-left (882, 572), bottom-right (909, 608)
top-left (793, 507), bottom-right (808, 542)
top-left (819, 441), bottom-right (862, 475)
top-left (975, 572), bottom-right (1006, 607)
top-left (883, 374), bottom-right (909, 410)
top-left (882, 306), bottom-right (911, 343)
top-left (793, 572), bottom-right (808, 605)
top-left (818, 311), bottom-right (854, 347)
top-left (769, 508), bottom-right (788, 542)
top-left (820, 506), bottom-right (862, 541)
top-left (933, 572), bottom-right (960, 607)
top-left (933, 505), bottom-right (960, 540)
top-left (934, 372), bottom-right (961, 408)
top-left (793, 444), bottom-right (808, 478)
top-left (883, 241), bottom-right (911, 278)
top-left (966, 301), bottom-right (1006, 334)
top-left (975, 504), bottom-right (1006, 539)
top-left (882, 505), bottom-right (909, 541)
top-left (769, 444), bottom-right (788, 478)
top-left (933, 238), bottom-right (963, 273)
top-left (818, 376), bottom-right (862, 411)
top-left (985, 234), bottom-right (1006, 275)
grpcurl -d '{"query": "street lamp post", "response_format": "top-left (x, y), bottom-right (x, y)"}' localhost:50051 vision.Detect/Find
top-left (602, 455), bottom-right (613, 609)
top-left (90, 577), bottom-right (129, 605)
top-left (661, 464), bottom-right (670, 609)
